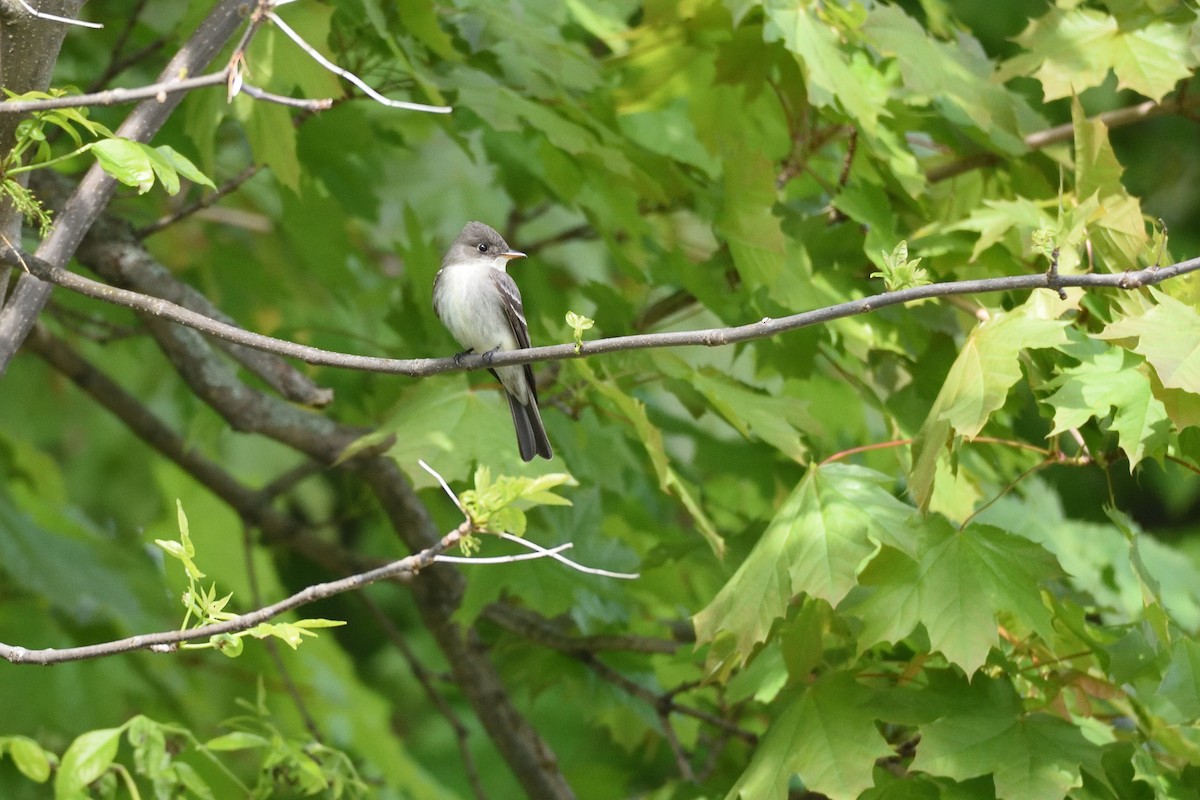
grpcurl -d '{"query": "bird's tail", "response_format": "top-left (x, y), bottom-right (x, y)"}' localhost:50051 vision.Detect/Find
top-left (506, 391), bottom-right (553, 461)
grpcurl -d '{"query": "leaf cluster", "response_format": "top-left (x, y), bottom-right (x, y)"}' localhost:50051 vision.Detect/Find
top-left (4, 0), bottom-right (1200, 799)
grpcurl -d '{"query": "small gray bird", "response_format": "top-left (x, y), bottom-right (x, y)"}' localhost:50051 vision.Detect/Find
top-left (432, 221), bottom-right (553, 461)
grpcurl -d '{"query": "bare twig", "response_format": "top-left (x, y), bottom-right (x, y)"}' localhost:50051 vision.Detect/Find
top-left (420, 458), bottom-right (467, 516)
top-left (265, 8), bottom-right (450, 114)
top-left (484, 603), bottom-right (681, 655)
top-left (421, 460), bottom-right (639, 577)
top-left (494, 532), bottom-right (639, 579)
top-left (927, 94), bottom-right (1199, 182)
top-left (659, 709), bottom-right (696, 782)
top-left (436, 544), bottom-right (575, 565)
top-left (0, 71), bottom-right (230, 113)
top-left (0, 0), bottom-right (253, 375)
top-left (575, 652), bottom-right (757, 745)
top-left (240, 82), bottom-right (334, 110)
top-left (13, 0), bottom-right (100, 28)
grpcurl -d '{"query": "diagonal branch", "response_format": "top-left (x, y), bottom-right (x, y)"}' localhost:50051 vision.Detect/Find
top-left (0, 522), bottom-right (468, 665)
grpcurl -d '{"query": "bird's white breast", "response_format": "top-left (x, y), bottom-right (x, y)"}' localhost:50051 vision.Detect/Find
top-left (434, 261), bottom-right (519, 354)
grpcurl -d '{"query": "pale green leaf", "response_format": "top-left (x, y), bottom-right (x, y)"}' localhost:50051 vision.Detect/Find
top-left (911, 303), bottom-right (1069, 507)
top-left (154, 145), bottom-right (215, 189)
top-left (5, 736), bottom-right (52, 783)
top-left (691, 371), bottom-right (814, 463)
top-left (695, 463), bottom-right (914, 664)
top-left (948, 198), bottom-right (1054, 262)
top-left (1100, 289), bottom-right (1200, 394)
top-left (91, 138), bottom-right (155, 193)
top-left (1045, 339), bottom-right (1171, 469)
top-left (204, 732), bottom-right (270, 751)
top-left (1004, 8), bottom-right (1194, 101)
top-left (863, 5), bottom-right (1036, 155)
top-left (55, 727), bottom-right (123, 799)
top-left (1158, 637), bottom-right (1200, 723)
top-left (578, 360), bottom-right (723, 556)
top-left (763, 6), bottom-right (885, 133)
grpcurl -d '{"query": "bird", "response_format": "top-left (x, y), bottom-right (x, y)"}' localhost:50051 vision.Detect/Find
top-left (432, 221), bottom-right (553, 461)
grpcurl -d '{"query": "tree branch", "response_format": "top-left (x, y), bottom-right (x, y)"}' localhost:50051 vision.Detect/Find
top-left (927, 94), bottom-right (1199, 183)
top-left (0, 71), bottom-right (231, 112)
top-left (9, 239), bottom-right (1198, 377)
top-left (0, 523), bottom-right (467, 665)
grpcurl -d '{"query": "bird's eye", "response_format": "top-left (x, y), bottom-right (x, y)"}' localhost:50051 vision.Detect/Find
top-left (477, 243), bottom-right (488, 253)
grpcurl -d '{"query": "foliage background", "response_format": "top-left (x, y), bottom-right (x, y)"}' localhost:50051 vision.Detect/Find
top-left (2, 0), bottom-right (1200, 798)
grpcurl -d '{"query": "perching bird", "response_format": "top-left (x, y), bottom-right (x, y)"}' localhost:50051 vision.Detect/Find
top-left (432, 221), bottom-right (553, 461)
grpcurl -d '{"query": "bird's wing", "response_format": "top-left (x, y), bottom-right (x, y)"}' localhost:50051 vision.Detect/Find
top-left (490, 269), bottom-right (532, 350)
top-left (490, 269), bottom-right (539, 402)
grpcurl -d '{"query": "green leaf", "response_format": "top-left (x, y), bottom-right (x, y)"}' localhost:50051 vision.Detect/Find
top-left (236, 97), bottom-right (300, 192)
top-left (90, 139), bottom-right (155, 193)
top-left (690, 370), bottom-right (814, 463)
top-left (1100, 289), bottom-right (1200, 394)
top-left (949, 198), bottom-right (1055, 262)
top-left (846, 518), bottom-right (1062, 674)
top-left (55, 727), bottom-right (123, 799)
top-left (863, 5), bottom-right (1036, 155)
top-left (911, 303), bottom-right (1069, 508)
top-left (728, 672), bottom-right (893, 800)
top-left (715, 150), bottom-right (787, 304)
top-left (694, 463), bottom-right (914, 664)
top-left (912, 676), bottom-right (1094, 800)
top-left (1003, 8), bottom-right (1195, 101)
top-left (3, 736), bottom-right (53, 783)
top-left (153, 145), bottom-right (214, 189)
top-left (1157, 637), bottom-right (1200, 723)
top-left (209, 633), bottom-right (244, 657)
top-left (578, 360), bottom-right (723, 556)
top-left (1072, 97), bottom-right (1147, 268)
top-left (763, 6), bottom-right (885, 134)
top-left (204, 731), bottom-right (270, 751)
top-left (1045, 337), bottom-right (1170, 469)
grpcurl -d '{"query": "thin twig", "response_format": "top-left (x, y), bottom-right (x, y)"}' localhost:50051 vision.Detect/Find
top-left (0, 71), bottom-right (230, 113)
top-left (658, 709), bottom-right (696, 782)
top-left (436, 545), bottom-right (574, 565)
top-left (265, 9), bottom-right (450, 114)
top-left (575, 652), bottom-right (757, 745)
top-left (240, 82), bottom-right (334, 110)
top-left (420, 459), bottom-right (467, 516)
top-left (14, 0), bottom-right (101, 28)
top-left (495, 531), bottom-right (639, 579)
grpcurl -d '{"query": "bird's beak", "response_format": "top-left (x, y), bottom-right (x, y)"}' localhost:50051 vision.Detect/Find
top-left (502, 250), bottom-right (526, 261)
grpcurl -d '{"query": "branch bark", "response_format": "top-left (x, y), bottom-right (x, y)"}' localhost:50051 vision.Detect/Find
top-left (9, 236), bottom-right (1198, 377)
